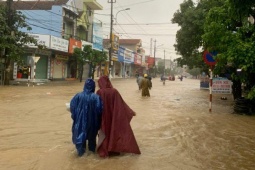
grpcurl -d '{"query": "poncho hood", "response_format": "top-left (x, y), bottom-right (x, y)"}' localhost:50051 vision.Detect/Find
top-left (98, 76), bottom-right (113, 89)
top-left (83, 78), bottom-right (95, 93)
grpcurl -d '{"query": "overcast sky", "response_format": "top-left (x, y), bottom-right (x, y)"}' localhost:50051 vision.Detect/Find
top-left (95, 0), bottom-right (184, 60)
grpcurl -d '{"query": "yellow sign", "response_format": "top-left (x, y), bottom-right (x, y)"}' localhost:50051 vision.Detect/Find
top-left (111, 34), bottom-right (119, 51)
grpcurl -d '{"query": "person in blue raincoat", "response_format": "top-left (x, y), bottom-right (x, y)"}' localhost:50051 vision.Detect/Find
top-left (70, 78), bottom-right (103, 156)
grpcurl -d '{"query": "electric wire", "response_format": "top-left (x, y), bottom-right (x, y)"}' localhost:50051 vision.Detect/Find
top-left (12, 0), bottom-right (179, 58)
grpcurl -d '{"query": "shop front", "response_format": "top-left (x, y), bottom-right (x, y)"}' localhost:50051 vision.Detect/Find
top-left (68, 38), bottom-right (82, 78)
top-left (49, 36), bottom-right (69, 80)
top-left (118, 47), bottom-right (134, 78)
top-left (50, 54), bottom-right (68, 80)
top-left (13, 48), bottom-right (52, 82)
top-left (133, 53), bottom-right (143, 76)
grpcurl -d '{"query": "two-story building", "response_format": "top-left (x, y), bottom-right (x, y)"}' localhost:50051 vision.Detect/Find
top-left (103, 38), bottom-right (146, 78)
top-left (5, 0), bottom-right (103, 82)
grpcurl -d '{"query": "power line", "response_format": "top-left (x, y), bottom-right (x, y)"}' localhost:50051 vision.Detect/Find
top-left (104, 0), bottom-right (156, 10)
top-left (26, 22), bottom-right (62, 34)
top-left (103, 22), bottom-right (177, 26)
top-left (117, 32), bottom-right (176, 36)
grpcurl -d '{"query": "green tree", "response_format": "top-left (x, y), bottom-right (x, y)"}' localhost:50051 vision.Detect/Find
top-left (202, 0), bottom-right (255, 100)
top-left (73, 45), bottom-right (107, 81)
top-left (0, 3), bottom-right (37, 85)
top-left (171, 0), bottom-right (224, 71)
top-left (187, 67), bottom-right (201, 78)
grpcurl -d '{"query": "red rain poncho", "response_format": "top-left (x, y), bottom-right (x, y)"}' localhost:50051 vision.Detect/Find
top-left (96, 76), bottom-right (141, 157)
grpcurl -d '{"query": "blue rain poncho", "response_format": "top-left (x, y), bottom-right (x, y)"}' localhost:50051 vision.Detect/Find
top-left (70, 79), bottom-right (103, 156)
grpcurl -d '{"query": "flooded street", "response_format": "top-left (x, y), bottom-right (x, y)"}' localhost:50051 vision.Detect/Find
top-left (0, 78), bottom-right (255, 170)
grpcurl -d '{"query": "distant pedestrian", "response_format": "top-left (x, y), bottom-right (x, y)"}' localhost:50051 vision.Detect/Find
top-left (96, 75), bottom-right (141, 157)
top-left (141, 74), bottom-right (152, 97)
top-left (161, 74), bottom-right (166, 85)
top-left (70, 78), bottom-right (103, 156)
top-left (180, 75), bottom-right (183, 81)
top-left (136, 74), bottom-right (144, 90)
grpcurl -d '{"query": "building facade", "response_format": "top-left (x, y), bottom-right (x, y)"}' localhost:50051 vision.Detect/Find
top-left (10, 0), bottom-right (103, 82)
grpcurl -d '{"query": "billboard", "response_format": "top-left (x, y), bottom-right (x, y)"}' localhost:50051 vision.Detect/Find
top-left (92, 22), bottom-right (103, 51)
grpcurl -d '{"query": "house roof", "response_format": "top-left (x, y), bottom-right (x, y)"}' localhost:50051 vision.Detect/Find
top-left (119, 39), bottom-right (141, 45)
top-left (103, 39), bottom-right (142, 46)
top-left (0, 0), bottom-right (68, 10)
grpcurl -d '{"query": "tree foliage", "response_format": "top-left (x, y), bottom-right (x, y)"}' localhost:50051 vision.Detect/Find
top-left (172, 0), bottom-right (255, 101)
top-left (187, 67), bottom-right (200, 77)
top-left (202, 0), bottom-right (255, 100)
top-left (0, 4), bottom-right (37, 85)
top-left (73, 45), bottom-right (107, 80)
top-left (171, 0), bottom-right (224, 71)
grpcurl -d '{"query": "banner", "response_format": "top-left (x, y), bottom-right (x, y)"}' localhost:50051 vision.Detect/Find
top-left (92, 22), bottom-right (103, 51)
top-left (68, 38), bottom-right (82, 53)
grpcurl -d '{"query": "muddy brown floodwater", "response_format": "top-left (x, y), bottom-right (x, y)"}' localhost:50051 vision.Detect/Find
top-left (0, 78), bottom-right (255, 170)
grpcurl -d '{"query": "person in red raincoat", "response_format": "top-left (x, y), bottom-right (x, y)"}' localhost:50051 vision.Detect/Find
top-left (96, 75), bottom-right (141, 157)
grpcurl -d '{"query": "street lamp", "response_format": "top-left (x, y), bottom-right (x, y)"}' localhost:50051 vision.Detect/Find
top-left (115, 8), bottom-right (130, 24)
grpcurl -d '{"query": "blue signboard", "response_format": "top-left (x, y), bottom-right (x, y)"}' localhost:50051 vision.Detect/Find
top-left (118, 46), bottom-right (125, 62)
top-left (92, 22), bottom-right (103, 51)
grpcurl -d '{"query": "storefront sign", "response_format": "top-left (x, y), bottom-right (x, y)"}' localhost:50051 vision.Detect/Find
top-left (112, 49), bottom-right (118, 61)
top-left (134, 53), bottom-right (142, 65)
top-left (212, 77), bottom-right (232, 94)
top-left (35, 49), bottom-right (52, 56)
top-left (124, 48), bottom-right (133, 63)
top-left (81, 40), bottom-right (93, 49)
top-left (26, 34), bottom-right (50, 48)
top-left (68, 38), bottom-right (82, 53)
top-left (142, 54), bottom-right (146, 66)
top-left (117, 46), bottom-right (125, 62)
top-left (147, 56), bottom-right (155, 68)
top-left (50, 36), bottom-right (69, 52)
top-left (55, 54), bottom-right (68, 60)
top-left (200, 76), bottom-right (209, 89)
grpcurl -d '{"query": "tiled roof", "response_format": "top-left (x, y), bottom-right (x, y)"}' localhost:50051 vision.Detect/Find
top-left (103, 39), bottom-right (142, 45)
top-left (0, 0), bottom-right (68, 10)
top-left (119, 39), bottom-right (141, 45)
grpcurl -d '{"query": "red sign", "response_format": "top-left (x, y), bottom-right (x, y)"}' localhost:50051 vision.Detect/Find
top-left (69, 38), bottom-right (82, 53)
top-left (147, 57), bottom-right (155, 68)
top-left (203, 50), bottom-right (217, 66)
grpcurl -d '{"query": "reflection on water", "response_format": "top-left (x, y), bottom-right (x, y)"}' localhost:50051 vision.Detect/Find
top-left (0, 78), bottom-right (255, 170)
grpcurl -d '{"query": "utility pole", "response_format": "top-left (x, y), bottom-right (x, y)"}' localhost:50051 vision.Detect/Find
top-left (150, 38), bottom-right (153, 57)
top-left (153, 39), bottom-right (156, 77)
top-left (108, 0), bottom-right (116, 78)
top-left (164, 50), bottom-right (165, 75)
top-left (170, 56), bottom-right (172, 75)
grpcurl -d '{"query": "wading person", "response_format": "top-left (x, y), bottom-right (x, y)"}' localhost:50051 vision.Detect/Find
top-left (96, 75), bottom-right (141, 157)
top-left (136, 74), bottom-right (144, 90)
top-left (141, 74), bottom-right (152, 97)
top-left (70, 78), bottom-right (103, 156)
